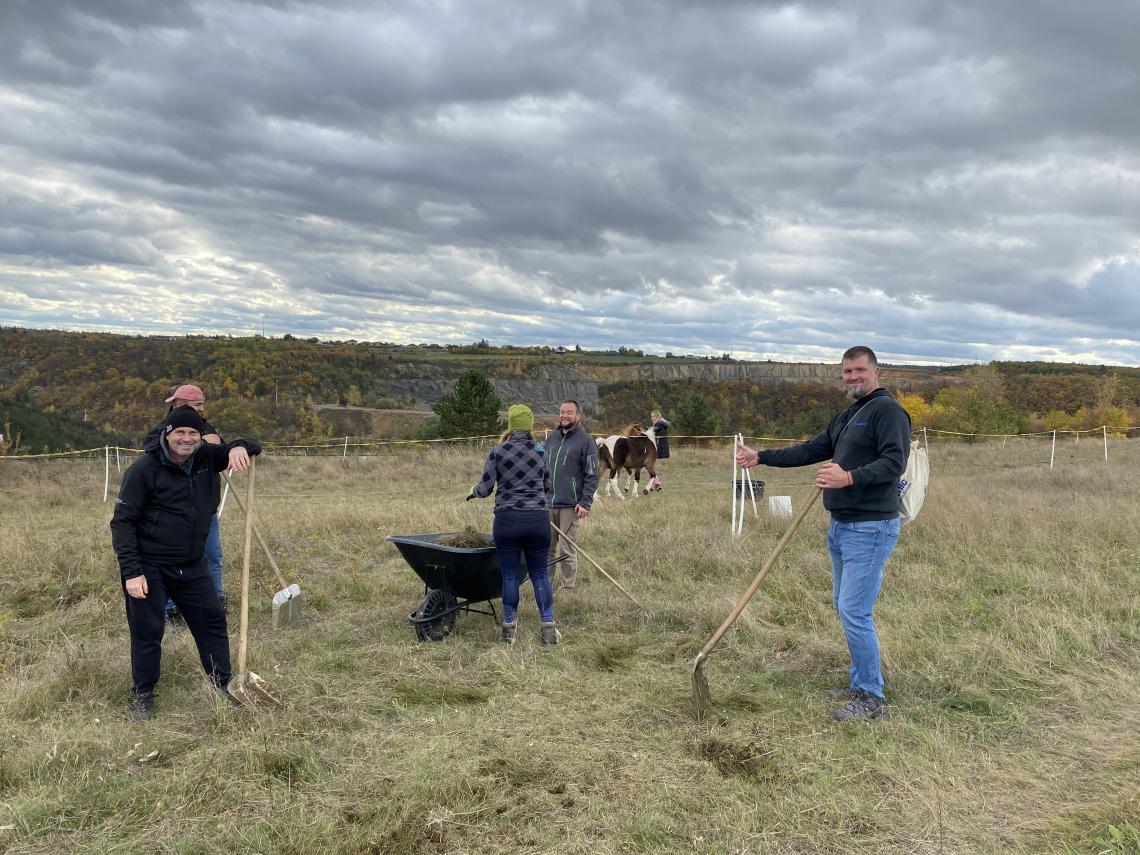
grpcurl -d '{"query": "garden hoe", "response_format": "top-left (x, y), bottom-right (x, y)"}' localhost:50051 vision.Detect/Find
top-left (227, 458), bottom-right (284, 708)
top-left (691, 486), bottom-right (822, 722)
top-left (550, 521), bottom-right (646, 611)
top-left (222, 471), bottom-right (302, 629)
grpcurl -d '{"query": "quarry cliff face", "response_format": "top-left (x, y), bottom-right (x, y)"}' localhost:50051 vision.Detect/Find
top-left (583, 362), bottom-right (841, 383)
top-left (374, 360), bottom-right (855, 414)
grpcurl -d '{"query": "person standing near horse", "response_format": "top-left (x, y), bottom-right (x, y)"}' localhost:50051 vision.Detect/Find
top-left (112, 405), bottom-right (262, 720)
top-left (467, 404), bottom-right (560, 645)
top-left (143, 384), bottom-right (226, 619)
top-left (735, 346), bottom-right (910, 721)
top-left (648, 409), bottom-right (670, 491)
top-left (545, 399), bottom-right (599, 592)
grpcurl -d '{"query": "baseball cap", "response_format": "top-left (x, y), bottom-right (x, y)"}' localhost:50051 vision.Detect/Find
top-left (165, 384), bottom-right (205, 404)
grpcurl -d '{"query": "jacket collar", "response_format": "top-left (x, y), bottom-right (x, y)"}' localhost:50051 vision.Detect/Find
top-left (847, 386), bottom-right (892, 413)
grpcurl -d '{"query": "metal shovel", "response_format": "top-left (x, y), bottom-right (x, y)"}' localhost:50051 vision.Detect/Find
top-left (227, 458), bottom-right (283, 708)
top-left (222, 471), bottom-right (303, 629)
top-left (692, 486), bottom-right (821, 722)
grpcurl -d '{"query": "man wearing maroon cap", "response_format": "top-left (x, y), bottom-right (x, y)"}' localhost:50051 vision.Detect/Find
top-left (144, 384), bottom-right (226, 619)
top-left (113, 406), bottom-right (262, 720)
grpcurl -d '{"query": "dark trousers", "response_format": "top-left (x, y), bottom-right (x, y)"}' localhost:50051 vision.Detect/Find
top-left (123, 555), bottom-right (231, 694)
top-left (493, 509), bottom-right (554, 625)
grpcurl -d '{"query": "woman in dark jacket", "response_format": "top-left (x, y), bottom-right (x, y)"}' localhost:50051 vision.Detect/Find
top-left (648, 409), bottom-right (670, 491)
top-left (467, 404), bottom-right (560, 645)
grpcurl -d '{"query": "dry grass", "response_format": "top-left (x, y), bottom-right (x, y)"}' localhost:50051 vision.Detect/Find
top-left (0, 436), bottom-right (1137, 854)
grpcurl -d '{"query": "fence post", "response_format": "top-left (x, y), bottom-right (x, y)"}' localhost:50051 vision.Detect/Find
top-left (730, 436), bottom-right (738, 538)
top-left (103, 445), bottom-right (110, 502)
top-left (343, 436), bottom-right (349, 458)
top-left (1050, 430), bottom-right (1056, 470)
top-left (1104, 425), bottom-right (1108, 463)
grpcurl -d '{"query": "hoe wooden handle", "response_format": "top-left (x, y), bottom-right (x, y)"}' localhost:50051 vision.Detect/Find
top-left (235, 458), bottom-right (256, 676)
top-left (222, 471), bottom-right (291, 591)
top-left (695, 486), bottom-right (822, 664)
top-left (550, 521), bottom-right (646, 611)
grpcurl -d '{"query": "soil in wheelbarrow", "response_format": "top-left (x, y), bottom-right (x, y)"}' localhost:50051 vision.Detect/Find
top-left (438, 526), bottom-right (494, 548)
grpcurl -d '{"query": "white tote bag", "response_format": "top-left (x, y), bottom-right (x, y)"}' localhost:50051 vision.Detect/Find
top-left (898, 436), bottom-right (929, 526)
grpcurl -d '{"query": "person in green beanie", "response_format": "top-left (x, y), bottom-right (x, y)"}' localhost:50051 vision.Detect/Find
top-left (467, 404), bottom-right (561, 645)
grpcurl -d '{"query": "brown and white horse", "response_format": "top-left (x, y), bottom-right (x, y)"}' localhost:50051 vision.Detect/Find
top-left (595, 423), bottom-right (658, 500)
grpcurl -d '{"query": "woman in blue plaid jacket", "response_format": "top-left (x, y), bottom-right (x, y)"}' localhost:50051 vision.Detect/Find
top-left (467, 404), bottom-right (561, 645)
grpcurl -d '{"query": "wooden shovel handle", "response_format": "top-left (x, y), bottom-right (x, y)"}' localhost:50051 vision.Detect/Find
top-left (235, 458), bottom-right (256, 676)
top-left (222, 471), bottom-right (291, 591)
top-left (694, 486), bottom-right (822, 665)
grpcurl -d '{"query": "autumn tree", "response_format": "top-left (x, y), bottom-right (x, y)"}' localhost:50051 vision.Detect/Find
top-left (931, 386), bottom-right (1024, 437)
top-left (433, 370), bottom-right (503, 438)
top-left (896, 392), bottom-right (938, 429)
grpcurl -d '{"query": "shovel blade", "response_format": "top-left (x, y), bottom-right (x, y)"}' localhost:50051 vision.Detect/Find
top-left (691, 654), bottom-right (713, 722)
top-left (227, 671), bottom-right (284, 708)
top-left (271, 584), bottom-right (302, 629)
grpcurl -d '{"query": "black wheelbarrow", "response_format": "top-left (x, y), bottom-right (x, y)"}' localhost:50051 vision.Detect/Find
top-left (385, 532), bottom-right (566, 642)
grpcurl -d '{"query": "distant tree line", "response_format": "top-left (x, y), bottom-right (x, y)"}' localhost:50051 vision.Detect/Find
top-left (3, 327), bottom-right (1140, 450)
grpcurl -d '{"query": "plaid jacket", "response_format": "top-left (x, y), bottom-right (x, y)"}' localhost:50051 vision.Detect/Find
top-left (471, 431), bottom-right (552, 513)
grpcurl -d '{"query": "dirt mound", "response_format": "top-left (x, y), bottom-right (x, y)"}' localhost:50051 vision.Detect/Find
top-left (439, 527), bottom-right (493, 548)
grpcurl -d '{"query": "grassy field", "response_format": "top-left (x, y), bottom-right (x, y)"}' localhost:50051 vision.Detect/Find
top-left (0, 436), bottom-right (1137, 854)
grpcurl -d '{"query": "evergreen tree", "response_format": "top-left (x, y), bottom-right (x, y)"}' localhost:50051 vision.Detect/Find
top-left (432, 370), bottom-right (503, 438)
top-left (674, 393), bottom-right (719, 436)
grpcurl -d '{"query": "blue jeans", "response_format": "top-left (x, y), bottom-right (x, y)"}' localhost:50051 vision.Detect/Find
top-left (827, 517), bottom-right (900, 699)
top-left (166, 514), bottom-right (224, 615)
top-left (493, 510), bottom-right (554, 625)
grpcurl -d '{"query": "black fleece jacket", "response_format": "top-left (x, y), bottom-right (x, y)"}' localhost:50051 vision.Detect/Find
top-left (110, 437), bottom-right (261, 580)
top-left (758, 388), bottom-right (911, 521)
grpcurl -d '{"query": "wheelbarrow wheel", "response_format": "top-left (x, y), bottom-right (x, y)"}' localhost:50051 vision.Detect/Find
top-left (412, 589), bottom-right (458, 641)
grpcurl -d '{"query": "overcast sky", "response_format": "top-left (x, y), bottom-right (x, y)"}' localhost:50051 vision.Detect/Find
top-left (1, 1), bottom-right (1138, 365)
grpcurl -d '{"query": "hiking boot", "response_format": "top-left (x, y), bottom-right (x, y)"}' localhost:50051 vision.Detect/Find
top-left (826, 686), bottom-right (860, 700)
top-left (129, 691), bottom-right (156, 721)
top-left (540, 623), bottom-right (562, 645)
top-left (500, 622), bottom-right (518, 645)
top-left (829, 689), bottom-right (888, 721)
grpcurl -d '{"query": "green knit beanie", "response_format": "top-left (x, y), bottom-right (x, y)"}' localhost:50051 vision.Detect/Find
top-left (507, 404), bottom-right (534, 432)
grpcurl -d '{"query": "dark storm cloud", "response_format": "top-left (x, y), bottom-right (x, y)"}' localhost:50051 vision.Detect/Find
top-left (1, 0), bottom-right (1139, 363)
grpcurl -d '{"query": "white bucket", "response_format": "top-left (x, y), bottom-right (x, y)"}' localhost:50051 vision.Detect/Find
top-left (768, 496), bottom-right (793, 518)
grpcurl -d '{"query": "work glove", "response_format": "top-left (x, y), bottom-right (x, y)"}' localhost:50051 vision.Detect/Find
top-left (465, 484), bottom-right (478, 501)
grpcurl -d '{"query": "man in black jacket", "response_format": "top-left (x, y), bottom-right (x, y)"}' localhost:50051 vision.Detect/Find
top-left (111, 405), bottom-right (261, 720)
top-left (736, 346), bottom-right (910, 721)
top-left (142, 383), bottom-right (227, 620)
